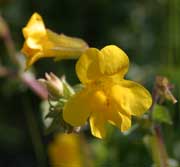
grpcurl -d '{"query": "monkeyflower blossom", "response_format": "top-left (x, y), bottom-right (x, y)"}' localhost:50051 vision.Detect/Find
top-left (21, 13), bottom-right (88, 69)
top-left (63, 45), bottom-right (152, 138)
top-left (48, 133), bottom-right (83, 167)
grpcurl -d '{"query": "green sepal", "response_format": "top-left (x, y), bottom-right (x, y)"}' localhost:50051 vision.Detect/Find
top-left (73, 84), bottom-right (84, 93)
top-left (62, 78), bottom-right (75, 98)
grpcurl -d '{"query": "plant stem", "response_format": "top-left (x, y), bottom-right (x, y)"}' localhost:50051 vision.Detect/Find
top-left (153, 125), bottom-right (168, 167)
top-left (150, 78), bottom-right (169, 167)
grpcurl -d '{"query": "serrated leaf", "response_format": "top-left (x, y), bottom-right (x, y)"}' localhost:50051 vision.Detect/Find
top-left (152, 104), bottom-right (172, 125)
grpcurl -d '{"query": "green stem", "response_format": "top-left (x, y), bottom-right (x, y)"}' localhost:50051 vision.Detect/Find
top-left (153, 125), bottom-right (168, 167)
top-left (149, 82), bottom-right (169, 167)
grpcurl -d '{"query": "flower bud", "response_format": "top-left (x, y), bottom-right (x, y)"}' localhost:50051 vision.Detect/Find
top-left (39, 72), bottom-right (63, 99)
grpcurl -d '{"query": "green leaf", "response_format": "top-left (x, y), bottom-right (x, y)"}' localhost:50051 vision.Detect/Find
top-left (152, 104), bottom-right (172, 125)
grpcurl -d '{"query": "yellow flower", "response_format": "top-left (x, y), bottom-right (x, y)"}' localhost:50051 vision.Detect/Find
top-left (63, 45), bottom-right (152, 138)
top-left (21, 13), bottom-right (88, 69)
top-left (48, 134), bottom-right (83, 167)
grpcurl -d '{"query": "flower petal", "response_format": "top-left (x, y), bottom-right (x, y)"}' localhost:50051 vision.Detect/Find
top-left (63, 89), bottom-right (92, 126)
top-left (21, 42), bottom-right (38, 58)
top-left (89, 90), bottom-right (107, 138)
top-left (25, 53), bottom-right (43, 70)
top-left (111, 80), bottom-right (152, 117)
top-left (22, 13), bottom-right (47, 50)
top-left (106, 107), bottom-right (131, 132)
top-left (89, 110), bottom-right (106, 139)
top-left (106, 86), bottom-right (131, 132)
top-left (76, 48), bottom-right (103, 84)
top-left (99, 45), bottom-right (129, 77)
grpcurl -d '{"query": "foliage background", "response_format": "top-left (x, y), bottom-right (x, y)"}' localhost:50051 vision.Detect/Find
top-left (0, 0), bottom-right (180, 166)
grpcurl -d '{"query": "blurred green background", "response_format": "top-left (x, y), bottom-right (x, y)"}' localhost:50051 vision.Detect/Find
top-left (0, 0), bottom-right (180, 166)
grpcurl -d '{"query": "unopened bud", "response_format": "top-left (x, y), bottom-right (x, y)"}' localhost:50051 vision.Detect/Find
top-left (39, 72), bottom-right (63, 99)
